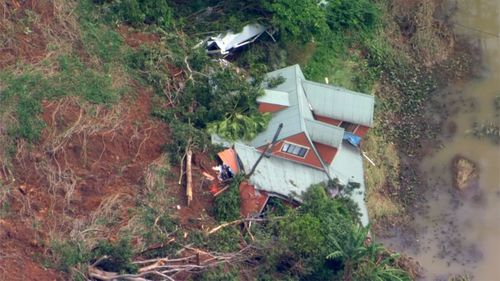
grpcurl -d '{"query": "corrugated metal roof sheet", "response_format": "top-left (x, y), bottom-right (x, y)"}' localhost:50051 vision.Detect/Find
top-left (257, 89), bottom-right (290, 106)
top-left (265, 64), bottom-right (304, 94)
top-left (254, 65), bottom-right (374, 150)
top-left (305, 118), bottom-right (344, 148)
top-left (235, 143), bottom-right (329, 198)
top-left (235, 141), bottom-right (369, 226)
top-left (302, 80), bottom-right (375, 127)
top-left (329, 142), bottom-right (369, 226)
top-left (249, 109), bottom-right (302, 147)
top-left (250, 65), bottom-right (306, 148)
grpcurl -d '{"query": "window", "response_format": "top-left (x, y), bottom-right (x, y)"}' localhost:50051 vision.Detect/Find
top-left (281, 143), bottom-right (308, 157)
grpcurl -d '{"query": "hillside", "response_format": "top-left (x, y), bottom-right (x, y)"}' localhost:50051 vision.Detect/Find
top-left (0, 1), bottom-right (472, 280)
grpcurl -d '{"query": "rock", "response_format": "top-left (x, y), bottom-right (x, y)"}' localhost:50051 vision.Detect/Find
top-left (452, 156), bottom-right (479, 191)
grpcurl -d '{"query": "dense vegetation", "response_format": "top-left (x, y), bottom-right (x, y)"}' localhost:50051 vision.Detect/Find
top-left (0, 0), bottom-right (471, 280)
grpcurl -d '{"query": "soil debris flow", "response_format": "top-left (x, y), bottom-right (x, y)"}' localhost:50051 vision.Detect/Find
top-left (0, 0), bottom-right (494, 280)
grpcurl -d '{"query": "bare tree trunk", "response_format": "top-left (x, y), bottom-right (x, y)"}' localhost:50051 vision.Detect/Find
top-left (186, 144), bottom-right (193, 207)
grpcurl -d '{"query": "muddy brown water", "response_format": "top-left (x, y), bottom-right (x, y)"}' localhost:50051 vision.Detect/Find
top-left (382, 0), bottom-right (500, 280)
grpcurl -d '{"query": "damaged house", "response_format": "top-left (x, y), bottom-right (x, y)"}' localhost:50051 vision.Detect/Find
top-left (213, 65), bottom-right (374, 225)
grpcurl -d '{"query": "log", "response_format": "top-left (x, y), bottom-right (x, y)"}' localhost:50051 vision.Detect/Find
top-left (186, 147), bottom-right (193, 206)
top-left (88, 266), bottom-right (151, 281)
top-left (212, 185), bottom-right (229, 197)
top-left (207, 217), bottom-right (284, 234)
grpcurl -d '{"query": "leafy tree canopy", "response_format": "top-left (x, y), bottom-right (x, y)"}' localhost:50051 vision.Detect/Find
top-left (264, 0), bottom-right (329, 41)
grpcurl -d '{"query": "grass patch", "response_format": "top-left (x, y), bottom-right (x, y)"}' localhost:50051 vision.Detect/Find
top-left (118, 154), bottom-right (183, 257)
top-left (47, 239), bottom-right (87, 273)
top-left (363, 132), bottom-right (403, 224)
top-left (77, 1), bottom-right (127, 65)
top-left (0, 55), bottom-right (119, 142)
top-left (47, 236), bottom-right (137, 276)
top-left (80, 20), bottom-right (125, 65)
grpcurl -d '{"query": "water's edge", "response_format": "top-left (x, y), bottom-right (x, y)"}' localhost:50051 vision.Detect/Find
top-left (383, 0), bottom-right (500, 280)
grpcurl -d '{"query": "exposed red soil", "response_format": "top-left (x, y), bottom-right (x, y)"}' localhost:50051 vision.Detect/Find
top-left (176, 155), bottom-right (217, 228)
top-left (117, 25), bottom-right (160, 48)
top-left (239, 181), bottom-right (268, 217)
top-left (0, 0), bottom-right (59, 68)
top-left (0, 218), bottom-right (62, 281)
top-left (0, 87), bottom-right (169, 280)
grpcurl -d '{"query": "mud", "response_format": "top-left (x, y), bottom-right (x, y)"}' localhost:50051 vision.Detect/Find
top-left (382, 0), bottom-right (500, 279)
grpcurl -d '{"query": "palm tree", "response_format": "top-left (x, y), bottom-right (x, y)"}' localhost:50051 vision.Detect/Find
top-left (327, 225), bottom-right (411, 281)
top-left (327, 225), bottom-right (370, 281)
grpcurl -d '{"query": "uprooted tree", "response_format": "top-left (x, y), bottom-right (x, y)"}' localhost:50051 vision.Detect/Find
top-left (84, 184), bottom-right (413, 280)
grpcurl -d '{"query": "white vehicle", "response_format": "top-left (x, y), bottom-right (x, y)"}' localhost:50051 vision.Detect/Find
top-left (206, 24), bottom-right (271, 55)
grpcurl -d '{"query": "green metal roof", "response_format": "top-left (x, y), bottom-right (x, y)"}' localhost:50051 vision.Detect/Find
top-left (302, 80), bottom-right (375, 127)
top-left (305, 118), bottom-right (344, 148)
top-left (249, 65), bottom-right (375, 174)
top-left (230, 65), bottom-right (372, 225)
top-left (234, 142), bottom-right (329, 198)
top-left (329, 141), bottom-right (369, 226)
top-left (234, 141), bottom-right (369, 226)
top-left (250, 65), bottom-right (307, 148)
top-left (252, 65), bottom-right (374, 151)
top-left (257, 89), bottom-right (290, 106)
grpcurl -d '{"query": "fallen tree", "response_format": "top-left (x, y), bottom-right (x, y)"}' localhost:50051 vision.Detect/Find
top-left (88, 245), bottom-right (257, 281)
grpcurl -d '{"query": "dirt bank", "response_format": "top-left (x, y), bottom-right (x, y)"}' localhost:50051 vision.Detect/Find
top-left (0, 87), bottom-right (168, 280)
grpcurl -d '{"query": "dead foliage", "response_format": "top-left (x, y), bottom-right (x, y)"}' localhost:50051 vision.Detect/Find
top-left (0, 87), bottom-right (168, 280)
top-left (0, 0), bottom-right (80, 69)
top-left (390, 0), bottom-right (454, 66)
top-left (89, 245), bottom-right (259, 281)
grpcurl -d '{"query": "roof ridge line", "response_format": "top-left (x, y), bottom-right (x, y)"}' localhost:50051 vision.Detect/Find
top-left (302, 79), bottom-right (374, 99)
top-left (304, 117), bottom-right (344, 131)
top-left (303, 130), bottom-right (333, 179)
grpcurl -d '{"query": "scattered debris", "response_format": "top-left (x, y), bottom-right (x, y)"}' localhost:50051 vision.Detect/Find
top-left (212, 164), bottom-right (234, 182)
top-left (202, 172), bottom-right (215, 181)
top-left (239, 181), bottom-right (269, 217)
top-left (217, 148), bottom-right (239, 173)
top-left (206, 24), bottom-right (271, 56)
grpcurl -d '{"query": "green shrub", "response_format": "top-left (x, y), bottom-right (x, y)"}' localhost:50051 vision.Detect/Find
top-left (91, 238), bottom-right (138, 273)
top-left (267, 185), bottom-right (358, 277)
top-left (208, 112), bottom-right (270, 141)
top-left (213, 175), bottom-right (243, 222)
top-left (110, 0), bottom-right (173, 27)
top-left (207, 226), bottom-right (241, 253)
top-left (0, 55), bottom-right (117, 143)
top-left (126, 46), bottom-right (174, 95)
top-left (325, 0), bottom-right (380, 32)
top-left (265, 0), bottom-right (329, 41)
top-left (49, 240), bottom-right (87, 272)
top-left (195, 265), bottom-right (239, 281)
